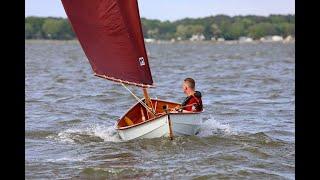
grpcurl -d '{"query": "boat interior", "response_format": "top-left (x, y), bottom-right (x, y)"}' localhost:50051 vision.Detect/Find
top-left (117, 99), bottom-right (180, 128)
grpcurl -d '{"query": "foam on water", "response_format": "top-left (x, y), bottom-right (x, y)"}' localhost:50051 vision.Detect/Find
top-left (48, 116), bottom-right (236, 143)
top-left (45, 156), bottom-right (86, 163)
top-left (91, 124), bottom-right (122, 142)
top-left (198, 115), bottom-right (237, 137)
top-left (48, 124), bottom-right (122, 143)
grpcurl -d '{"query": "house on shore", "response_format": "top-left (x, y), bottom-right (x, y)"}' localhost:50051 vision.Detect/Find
top-left (272, 35), bottom-right (283, 41)
top-left (260, 35), bottom-right (283, 42)
top-left (283, 35), bottom-right (295, 43)
top-left (189, 34), bottom-right (205, 41)
top-left (217, 38), bottom-right (225, 42)
top-left (239, 36), bottom-right (253, 43)
top-left (144, 38), bottom-right (155, 43)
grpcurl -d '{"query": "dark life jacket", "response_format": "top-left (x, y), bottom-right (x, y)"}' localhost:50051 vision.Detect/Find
top-left (181, 91), bottom-right (203, 112)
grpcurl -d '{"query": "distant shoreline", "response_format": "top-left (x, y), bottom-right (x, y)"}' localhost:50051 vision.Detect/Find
top-left (26, 15), bottom-right (295, 41)
top-left (25, 39), bottom-right (295, 44)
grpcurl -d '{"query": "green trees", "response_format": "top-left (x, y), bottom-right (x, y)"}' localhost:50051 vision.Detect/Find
top-left (25, 17), bottom-right (74, 40)
top-left (42, 19), bottom-right (64, 39)
top-left (25, 17), bottom-right (45, 39)
top-left (158, 21), bottom-right (176, 39)
top-left (275, 23), bottom-right (295, 37)
top-left (175, 24), bottom-right (204, 40)
top-left (25, 23), bottom-right (34, 39)
top-left (210, 23), bottom-right (221, 38)
top-left (221, 22), bottom-right (247, 40)
top-left (42, 18), bottom-right (74, 39)
top-left (25, 14), bottom-right (295, 40)
top-left (248, 23), bottom-right (277, 39)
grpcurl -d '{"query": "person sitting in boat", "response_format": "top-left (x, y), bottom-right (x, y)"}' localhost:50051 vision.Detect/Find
top-left (172, 78), bottom-right (203, 113)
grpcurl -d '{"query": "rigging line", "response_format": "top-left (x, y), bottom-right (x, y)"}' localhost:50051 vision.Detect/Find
top-left (121, 83), bottom-right (156, 116)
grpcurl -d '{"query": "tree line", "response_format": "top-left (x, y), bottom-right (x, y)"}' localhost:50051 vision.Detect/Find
top-left (25, 14), bottom-right (294, 40)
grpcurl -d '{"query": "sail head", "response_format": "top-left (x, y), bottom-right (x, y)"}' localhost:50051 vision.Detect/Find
top-left (61, 0), bottom-right (154, 87)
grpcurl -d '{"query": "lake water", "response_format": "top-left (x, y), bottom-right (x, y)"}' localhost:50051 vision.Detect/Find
top-left (25, 40), bottom-right (295, 179)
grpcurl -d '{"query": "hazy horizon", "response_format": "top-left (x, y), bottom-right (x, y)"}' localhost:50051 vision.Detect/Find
top-left (25, 14), bottom-right (295, 23)
top-left (26, 0), bottom-right (295, 22)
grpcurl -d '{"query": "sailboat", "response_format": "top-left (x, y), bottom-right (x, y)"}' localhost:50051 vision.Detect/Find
top-left (61, 0), bottom-right (203, 141)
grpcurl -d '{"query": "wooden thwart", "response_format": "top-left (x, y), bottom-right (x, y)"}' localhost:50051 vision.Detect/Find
top-left (124, 116), bottom-right (134, 126)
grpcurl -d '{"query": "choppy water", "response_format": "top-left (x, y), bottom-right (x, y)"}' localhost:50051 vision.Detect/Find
top-left (26, 40), bottom-right (295, 179)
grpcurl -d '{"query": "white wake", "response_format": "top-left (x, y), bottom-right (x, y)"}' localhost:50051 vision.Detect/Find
top-left (47, 124), bottom-right (122, 143)
top-left (197, 116), bottom-right (236, 137)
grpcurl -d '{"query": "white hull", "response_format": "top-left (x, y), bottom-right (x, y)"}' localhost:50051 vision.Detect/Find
top-left (117, 113), bottom-right (202, 141)
top-left (170, 113), bottom-right (202, 136)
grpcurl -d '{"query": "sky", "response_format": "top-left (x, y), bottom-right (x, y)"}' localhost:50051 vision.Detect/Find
top-left (25, 0), bottom-right (295, 21)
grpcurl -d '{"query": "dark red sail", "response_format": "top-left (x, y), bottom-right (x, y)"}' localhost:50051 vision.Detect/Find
top-left (61, 0), bottom-right (154, 87)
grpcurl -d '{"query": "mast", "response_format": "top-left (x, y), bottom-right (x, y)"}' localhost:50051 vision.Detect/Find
top-left (143, 88), bottom-right (155, 119)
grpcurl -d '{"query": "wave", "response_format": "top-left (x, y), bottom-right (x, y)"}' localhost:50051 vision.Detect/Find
top-left (26, 130), bottom-right (55, 139)
top-left (57, 118), bottom-right (82, 125)
top-left (77, 167), bottom-right (148, 179)
top-left (197, 116), bottom-right (237, 137)
top-left (47, 124), bottom-right (122, 143)
top-left (48, 116), bottom-right (238, 143)
top-left (47, 117), bottom-right (287, 145)
top-left (45, 156), bottom-right (86, 163)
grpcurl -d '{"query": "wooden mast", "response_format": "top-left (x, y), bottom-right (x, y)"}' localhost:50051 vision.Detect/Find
top-left (143, 88), bottom-right (155, 119)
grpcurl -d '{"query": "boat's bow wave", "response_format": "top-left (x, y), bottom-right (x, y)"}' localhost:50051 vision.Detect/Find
top-left (47, 124), bottom-right (122, 143)
top-left (46, 114), bottom-right (238, 144)
top-left (198, 115), bottom-right (237, 137)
